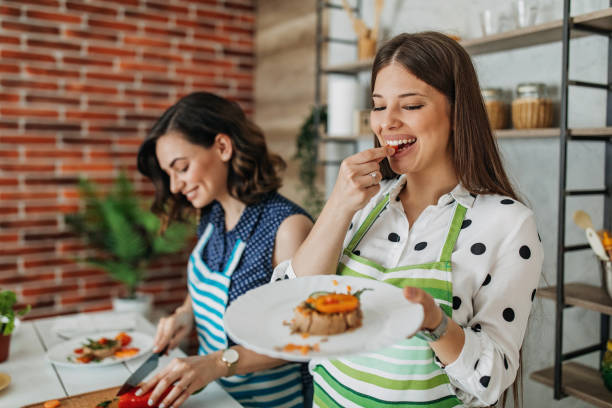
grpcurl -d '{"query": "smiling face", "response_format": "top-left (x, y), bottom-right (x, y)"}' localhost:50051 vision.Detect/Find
top-left (370, 63), bottom-right (453, 177)
top-left (155, 131), bottom-right (231, 209)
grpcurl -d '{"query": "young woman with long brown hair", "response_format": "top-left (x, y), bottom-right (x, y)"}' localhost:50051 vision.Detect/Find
top-left (277, 32), bottom-right (543, 407)
top-left (136, 92), bottom-right (313, 408)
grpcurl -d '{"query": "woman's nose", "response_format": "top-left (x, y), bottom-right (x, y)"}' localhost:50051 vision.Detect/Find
top-left (380, 106), bottom-right (402, 131)
top-left (169, 173), bottom-right (183, 194)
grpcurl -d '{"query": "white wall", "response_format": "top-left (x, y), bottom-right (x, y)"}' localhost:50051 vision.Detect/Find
top-left (325, 1), bottom-right (609, 407)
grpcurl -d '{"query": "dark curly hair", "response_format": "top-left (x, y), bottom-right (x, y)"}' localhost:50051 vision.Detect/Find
top-left (137, 92), bottom-right (286, 226)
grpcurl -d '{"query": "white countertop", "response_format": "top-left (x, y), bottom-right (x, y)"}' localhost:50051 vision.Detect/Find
top-left (0, 310), bottom-right (242, 407)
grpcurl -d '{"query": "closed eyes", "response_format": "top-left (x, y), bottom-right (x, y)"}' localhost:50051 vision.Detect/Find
top-left (371, 105), bottom-right (424, 111)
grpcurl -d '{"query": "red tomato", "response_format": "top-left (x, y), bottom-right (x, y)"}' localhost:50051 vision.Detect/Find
top-left (76, 355), bottom-right (93, 364)
top-left (118, 386), bottom-right (173, 408)
top-left (73, 348), bottom-right (83, 354)
top-left (99, 337), bottom-right (108, 345)
top-left (115, 332), bottom-right (132, 346)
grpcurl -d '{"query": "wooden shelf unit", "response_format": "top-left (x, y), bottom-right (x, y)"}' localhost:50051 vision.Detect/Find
top-left (461, 8), bottom-right (612, 55)
top-left (322, 8), bottom-right (612, 74)
top-left (531, 362), bottom-right (612, 408)
top-left (323, 127), bottom-right (612, 141)
top-left (536, 283), bottom-right (612, 316)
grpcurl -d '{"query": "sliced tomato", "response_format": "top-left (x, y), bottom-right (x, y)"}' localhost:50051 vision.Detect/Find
top-left (43, 400), bottom-right (61, 408)
top-left (118, 386), bottom-right (173, 408)
top-left (76, 355), bottom-right (93, 364)
top-left (98, 337), bottom-right (108, 345)
top-left (73, 348), bottom-right (83, 354)
top-left (115, 332), bottom-right (132, 346)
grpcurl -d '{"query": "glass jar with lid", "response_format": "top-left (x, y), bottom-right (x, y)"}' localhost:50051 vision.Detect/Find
top-left (511, 82), bottom-right (553, 129)
top-left (481, 88), bottom-right (508, 130)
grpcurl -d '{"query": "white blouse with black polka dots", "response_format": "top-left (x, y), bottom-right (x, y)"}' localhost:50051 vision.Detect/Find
top-left (278, 175), bottom-right (544, 407)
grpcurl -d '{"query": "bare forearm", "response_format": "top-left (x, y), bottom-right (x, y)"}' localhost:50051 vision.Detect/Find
top-left (176, 294), bottom-right (193, 315)
top-left (429, 318), bottom-right (465, 366)
top-left (292, 198), bottom-right (354, 277)
top-left (207, 346), bottom-right (288, 379)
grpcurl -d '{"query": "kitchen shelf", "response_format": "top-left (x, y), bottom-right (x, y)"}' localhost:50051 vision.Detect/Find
top-left (323, 127), bottom-right (612, 141)
top-left (462, 8), bottom-right (612, 55)
top-left (322, 59), bottom-right (372, 75)
top-left (321, 8), bottom-right (612, 75)
top-left (536, 283), bottom-right (612, 316)
top-left (531, 362), bottom-right (612, 408)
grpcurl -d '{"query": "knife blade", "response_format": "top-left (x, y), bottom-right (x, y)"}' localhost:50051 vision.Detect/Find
top-left (116, 345), bottom-right (168, 396)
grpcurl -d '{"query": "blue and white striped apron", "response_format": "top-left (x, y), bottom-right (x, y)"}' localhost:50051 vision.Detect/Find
top-left (188, 222), bottom-right (304, 408)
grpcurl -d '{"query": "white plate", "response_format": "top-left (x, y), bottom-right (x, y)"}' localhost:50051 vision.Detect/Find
top-left (225, 275), bottom-right (424, 361)
top-left (47, 331), bottom-right (153, 367)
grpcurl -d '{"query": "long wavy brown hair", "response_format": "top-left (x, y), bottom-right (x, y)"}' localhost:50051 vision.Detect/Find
top-left (137, 92), bottom-right (286, 227)
top-left (372, 32), bottom-right (523, 408)
top-left (372, 32), bottom-right (519, 202)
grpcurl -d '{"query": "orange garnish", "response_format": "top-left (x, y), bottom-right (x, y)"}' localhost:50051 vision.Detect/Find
top-left (282, 343), bottom-right (319, 355)
top-left (114, 347), bottom-right (140, 358)
top-left (44, 400), bottom-right (61, 408)
top-left (346, 285), bottom-right (351, 293)
top-left (332, 279), bottom-right (338, 286)
top-left (301, 333), bottom-right (310, 339)
top-left (314, 293), bottom-right (358, 314)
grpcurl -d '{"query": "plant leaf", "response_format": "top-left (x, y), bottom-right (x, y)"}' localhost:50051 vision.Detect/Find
top-left (352, 288), bottom-right (373, 299)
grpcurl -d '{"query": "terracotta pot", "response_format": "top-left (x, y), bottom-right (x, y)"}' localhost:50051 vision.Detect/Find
top-left (0, 334), bottom-right (11, 363)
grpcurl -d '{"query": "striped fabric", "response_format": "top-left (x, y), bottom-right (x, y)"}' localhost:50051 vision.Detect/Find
top-left (311, 196), bottom-right (466, 407)
top-left (188, 223), bottom-right (304, 408)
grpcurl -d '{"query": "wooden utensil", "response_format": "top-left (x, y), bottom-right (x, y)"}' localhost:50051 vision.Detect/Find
top-left (573, 210), bottom-right (594, 230)
top-left (586, 227), bottom-right (609, 261)
top-left (372, 0), bottom-right (384, 40)
top-left (341, 0), bottom-right (369, 37)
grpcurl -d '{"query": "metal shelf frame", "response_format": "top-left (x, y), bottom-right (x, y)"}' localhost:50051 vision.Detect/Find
top-left (553, 0), bottom-right (612, 401)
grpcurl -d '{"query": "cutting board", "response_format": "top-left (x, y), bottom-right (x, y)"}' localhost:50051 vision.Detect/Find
top-left (22, 386), bottom-right (120, 408)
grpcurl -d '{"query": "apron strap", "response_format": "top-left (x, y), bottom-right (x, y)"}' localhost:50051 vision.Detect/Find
top-left (194, 223), bottom-right (214, 255)
top-left (345, 194), bottom-right (390, 253)
top-left (439, 204), bottom-right (467, 263)
top-left (223, 239), bottom-right (246, 277)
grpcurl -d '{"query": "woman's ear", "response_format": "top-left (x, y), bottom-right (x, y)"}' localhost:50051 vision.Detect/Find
top-left (215, 133), bottom-right (233, 162)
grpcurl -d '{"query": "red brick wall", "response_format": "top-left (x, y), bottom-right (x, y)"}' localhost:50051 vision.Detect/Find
top-left (0, 0), bottom-right (255, 319)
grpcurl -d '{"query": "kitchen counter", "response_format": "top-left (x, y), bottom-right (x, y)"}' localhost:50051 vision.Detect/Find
top-left (0, 310), bottom-right (242, 407)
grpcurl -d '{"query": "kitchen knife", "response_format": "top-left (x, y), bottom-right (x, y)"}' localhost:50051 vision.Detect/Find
top-left (116, 345), bottom-right (168, 396)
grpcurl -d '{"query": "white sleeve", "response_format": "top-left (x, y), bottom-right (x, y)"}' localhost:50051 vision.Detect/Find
top-left (443, 212), bottom-right (543, 406)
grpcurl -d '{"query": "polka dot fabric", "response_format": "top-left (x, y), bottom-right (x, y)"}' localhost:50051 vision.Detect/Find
top-left (338, 175), bottom-right (544, 407)
top-left (197, 193), bottom-right (310, 305)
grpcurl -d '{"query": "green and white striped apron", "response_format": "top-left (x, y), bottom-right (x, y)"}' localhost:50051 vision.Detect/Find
top-left (312, 194), bottom-right (466, 407)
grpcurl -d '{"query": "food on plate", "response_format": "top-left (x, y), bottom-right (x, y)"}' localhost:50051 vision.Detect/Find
top-left (82, 337), bottom-right (121, 359)
top-left (43, 400), bottom-right (61, 408)
top-left (70, 332), bottom-right (139, 364)
top-left (278, 342), bottom-right (320, 355)
top-left (290, 288), bottom-right (370, 335)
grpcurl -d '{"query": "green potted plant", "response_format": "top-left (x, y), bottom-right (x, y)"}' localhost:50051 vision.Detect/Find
top-left (295, 105), bottom-right (327, 217)
top-left (65, 173), bottom-right (192, 315)
top-left (0, 290), bottom-right (30, 362)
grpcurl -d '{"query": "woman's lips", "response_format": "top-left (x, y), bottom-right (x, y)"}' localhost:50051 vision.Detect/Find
top-left (184, 188), bottom-right (198, 201)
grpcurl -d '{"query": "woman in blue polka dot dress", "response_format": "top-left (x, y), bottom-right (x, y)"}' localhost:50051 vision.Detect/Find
top-left (136, 92), bottom-right (314, 408)
top-left (278, 32), bottom-right (543, 407)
